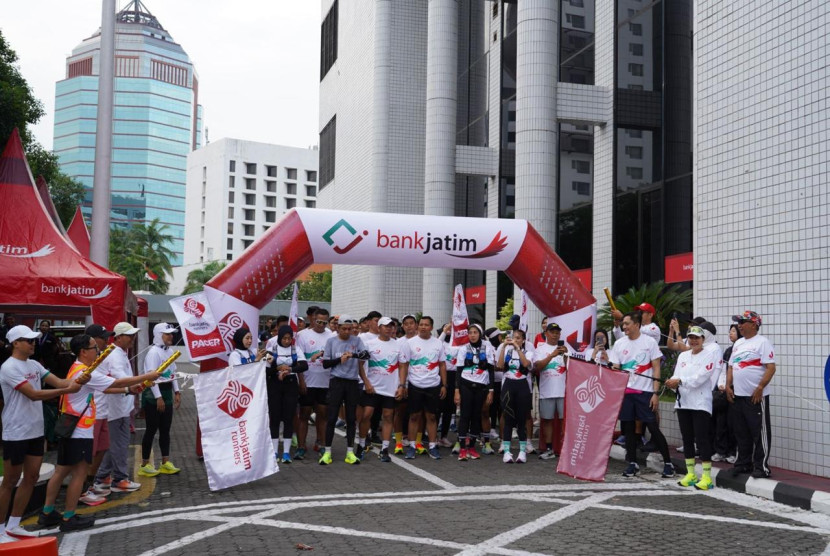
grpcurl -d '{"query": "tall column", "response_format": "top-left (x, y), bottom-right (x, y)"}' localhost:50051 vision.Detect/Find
top-left (422, 0), bottom-right (458, 325)
top-left (90, 0), bottom-right (116, 266)
top-left (514, 0), bottom-right (558, 326)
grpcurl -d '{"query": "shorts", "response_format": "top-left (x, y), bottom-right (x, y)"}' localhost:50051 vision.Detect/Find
top-left (363, 393), bottom-right (396, 411)
top-left (299, 387), bottom-right (328, 407)
top-left (2, 437), bottom-right (45, 466)
top-left (407, 385), bottom-right (441, 415)
top-left (93, 419), bottom-right (110, 453)
top-left (539, 397), bottom-right (564, 420)
top-left (619, 392), bottom-right (657, 423)
top-left (57, 438), bottom-right (94, 466)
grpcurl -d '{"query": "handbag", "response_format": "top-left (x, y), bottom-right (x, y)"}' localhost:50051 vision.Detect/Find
top-left (54, 394), bottom-right (92, 440)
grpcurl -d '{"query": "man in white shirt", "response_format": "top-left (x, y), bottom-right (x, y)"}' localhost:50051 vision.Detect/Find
top-left (294, 308), bottom-right (335, 459)
top-left (726, 310), bottom-right (776, 478)
top-left (612, 303), bottom-right (661, 344)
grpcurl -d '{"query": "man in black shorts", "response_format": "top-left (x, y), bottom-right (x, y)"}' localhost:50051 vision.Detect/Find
top-left (294, 308), bottom-right (334, 458)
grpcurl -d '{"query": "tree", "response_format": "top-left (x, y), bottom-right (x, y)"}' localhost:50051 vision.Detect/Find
top-left (0, 31), bottom-right (43, 149)
top-left (182, 261), bottom-right (227, 294)
top-left (108, 219), bottom-right (175, 293)
top-left (275, 270), bottom-right (332, 302)
top-left (495, 297), bottom-right (514, 333)
top-left (26, 143), bottom-right (86, 227)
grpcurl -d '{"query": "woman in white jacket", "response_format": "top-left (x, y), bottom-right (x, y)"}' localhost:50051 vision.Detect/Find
top-left (665, 326), bottom-right (719, 490)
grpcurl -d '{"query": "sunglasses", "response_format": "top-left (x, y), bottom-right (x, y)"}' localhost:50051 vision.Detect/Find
top-left (315, 320), bottom-right (328, 325)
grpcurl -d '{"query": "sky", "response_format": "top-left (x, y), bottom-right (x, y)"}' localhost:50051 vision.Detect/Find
top-left (1, 0), bottom-right (321, 150)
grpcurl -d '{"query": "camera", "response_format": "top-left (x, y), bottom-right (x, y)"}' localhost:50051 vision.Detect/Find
top-left (355, 350), bottom-right (371, 360)
top-left (557, 340), bottom-right (565, 347)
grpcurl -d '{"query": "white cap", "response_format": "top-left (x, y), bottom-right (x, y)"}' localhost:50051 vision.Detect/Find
top-left (155, 323), bottom-right (178, 334)
top-left (378, 317), bottom-right (394, 326)
top-left (6, 325), bottom-right (41, 343)
top-left (113, 322), bottom-right (140, 336)
top-left (338, 314), bottom-right (357, 325)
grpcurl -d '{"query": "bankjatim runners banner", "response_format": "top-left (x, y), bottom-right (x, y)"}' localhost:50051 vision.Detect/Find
top-left (195, 361), bottom-right (278, 490)
top-left (558, 357), bottom-right (628, 482)
top-left (169, 292), bottom-right (225, 362)
top-left (451, 284), bottom-right (470, 346)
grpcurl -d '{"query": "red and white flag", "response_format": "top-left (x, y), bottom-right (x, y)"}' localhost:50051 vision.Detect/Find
top-left (518, 289), bottom-right (529, 333)
top-left (169, 291), bottom-right (226, 361)
top-left (451, 284), bottom-right (470, 346)
top-left (557, 357), bottom-right (628, 482)
top-left (288, 282), bottom-right (299, 333)
top-left (195, 361), bottom-right (278, 490)
top-left (144, 262), bottom-right (158, 281)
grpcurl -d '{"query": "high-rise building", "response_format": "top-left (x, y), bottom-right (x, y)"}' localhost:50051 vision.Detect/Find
top-left (318, 0), bottom-right (692, 327)
top-left (53, 0), bottom-right (203, 265)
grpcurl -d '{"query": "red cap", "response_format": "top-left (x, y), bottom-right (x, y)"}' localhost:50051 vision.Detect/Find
top-left (635, 303), bottom-right (656, 314)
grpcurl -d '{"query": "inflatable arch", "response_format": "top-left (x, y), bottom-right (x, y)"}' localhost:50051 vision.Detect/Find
top-left (199, 208), bottom-right (596, 370)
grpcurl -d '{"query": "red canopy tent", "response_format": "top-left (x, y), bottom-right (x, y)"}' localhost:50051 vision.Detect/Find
top-left (0, 129), bottom-right (135, 329)
top-left (36, 175), bottom-right (68, 237)
top-left (66, 206), bottom-right (91, 259)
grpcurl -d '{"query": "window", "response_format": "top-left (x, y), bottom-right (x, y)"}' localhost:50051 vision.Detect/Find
top-left (229, 176), bottom-right (235, 189)
top-left (629, 23), bottom-right (642, 36)
top-left (286, 168), bottom-right (297, 180)
top-left (227, 253), bottom-right (233, 261)
top-left (266, 165), bottom-right (277, 178)
top-left (265, 180), bottom-right (276, 193)
top-left (265, 196), bottom-right (276, 208)
top-left (306, 170), bottom-right (317, 182)
top-left (286, 198), bottom-right (297, 209)
top-left (572, 160), bottom-right (590, 174)
top-left (228, 191), bottom-right (234, 203)
top-left (227, 222), bottom-right (233, 234)
top-left (571, 138), bottom-right (590, 153)
top-left (569, 0), bottom-right (584, 6)
top-left (244, 209), bottom-right (255, 221)
top-left (243, 224), bottom-right (254, 237)
top-left (244, 193), bottom-right (255, 206)
top-left (574, 124), bottom-right (589, 131)
top-left (626, 166), bottom-right (643, 179)
top-left (245, 163), bottom-right (257, 175)
top-left (227, 238), bottom-right (233, 250)
top-left (305, 200), bottom-right (316, 208)
top-left (625, 146), bottom-right (643, 159)
top-left (572, 181), bottom-right (590, 196)
top-left (626, 129), bottom-right (643, 138)
top-left (306, 185), bottom-right (317, 197)
top-left (629, 43), bottom-right (643, 56)
top-left (628, 63), bottom-right (644, 76)
top-left (264, 211), bottom-right (276, 223)
top-left (320, 0), bottom-right (338, 80)
top-left (319, 115), bottom-right (336, 188)
top-left (286, 183), bottom-right (296, 195)
top-left (228, 207), bottom-right (234, 219)
top-left (242, 239), bottom-right (253, 249)
top-left (245, 178), bottom-right (256, 190)
top-left (628, 84), bottom-right (644, 90)
top-left (229, 160), bottom-right (236, 172)
top-left (565, 14), bottom-right (585, 29)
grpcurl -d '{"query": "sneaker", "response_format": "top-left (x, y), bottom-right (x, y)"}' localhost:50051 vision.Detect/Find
top-left (661, 463), bottom-right (676, 478)
top-left (516, 451), bottom-right (527, 464)
top-left (344, 451), bottom-right (360, 465)
top-left (711, 453), bottom-right (726, 462)
top-left (110, 479), bottom-right (141, 492)
top-left (525, 443), bottom-right (536, 455)
top-left (59, 514), bottom-right (95, 532)
top-left (138, 463), bottom-right (160, 477)
top-left (428, 447), bottom-right (441, 460)
top-left (622, 462), bottom-right (639, 478)
top-left (281, 453), bottom-right (292, 464)
top-left (5, 525), bottom-right (38, 539)
top-left (503, 451), bottom-right (514, 464)
top-left (158, 461), bottom-right (181, 475)
top-left (438, 438), bottom-right (452, 448)
top-left (751, 469), bottom-right (770, 479)
top-left (0, 534), bottom-right (17, 544)
top-left (38, 510), bottom-right (63, 527)
top-left (451, 442), bottom-right (461, 454)
top-left (78, 489), bottom-right (106, 507)
top-left (731, 465), bottom-right (751, 477)
top-left (615, 435), bottom-right (626, 445)
top-left (539, 449), bottom-right (556, 460)
top-left (468, 447), bottom-right (481, 460)
top-left (482, 442), bottom-right (494, 455)
top-left (379, 448), bottom-right (391, 463)
top-left (726, 454), bottom-right (737, 464)
top-left (295, 448), bottom-right (306, 460)
top-left (92, 483), bottom-right (112, 496)
top-left (695, 475), bottom-right (714, 490)
top-left (677, 473), bottom-right (698, 487)
top-left (497, 444), bottom-right (505, 455)
top-left (415, 442), bottom-right (427, 455)
top-left (676, 445), bottom-right (685, 453)
top-left (355, 445), bottom-right (364, 461)
top-left (335, 418), bottom-right (346, 430)
top-left (394, 442), bottom-right (404, 455)
top-left (318, 452), bottom-right (333, 465)
top-left (458, 448), bottom-right (468, 461)
top-left (404, 446), bottom-right (416, 459)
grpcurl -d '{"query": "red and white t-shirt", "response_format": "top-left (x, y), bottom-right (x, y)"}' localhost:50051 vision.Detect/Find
top-left (407, 336), bottom-right (445, 389)
top-left (613, 322), bottom-right (660, 344)
top-left (609, 334), bottom-right (662, 393)
top-left (0, 357), bottom-right (50, 441)
top-left (365, 337), bottom-right (408, 397)
top-left (534, 343), bottom-right (570, 399)
top-left (729, 334), bottom-right (775, 397)
top-left (295, 328), bottom-right (335, 388)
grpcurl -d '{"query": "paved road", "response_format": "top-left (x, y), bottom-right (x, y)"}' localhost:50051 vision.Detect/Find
top-left (33, 370), bottom-right (830, 555)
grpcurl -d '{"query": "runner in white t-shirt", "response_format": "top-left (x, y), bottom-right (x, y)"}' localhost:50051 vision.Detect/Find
top-left (0, 326), bottom-right (84, 542)
top-left (612, 302), bottom-right (661, 344)
top-left (393, 314), bottom-right (419, 454)
top-left (294, 308), bottom-right (335, 459)
top-left (453, 324), bottom-right (495, 461)
top-left (533, 322), bottom-right (571, 460)
top-left (496, 329), bottom-right (535, 463)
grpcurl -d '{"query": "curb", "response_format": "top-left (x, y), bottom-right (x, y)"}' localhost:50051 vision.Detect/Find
top-left (608, 445), bottom-right (830, 516)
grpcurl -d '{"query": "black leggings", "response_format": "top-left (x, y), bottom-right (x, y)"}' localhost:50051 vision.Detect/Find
top-left (326, 377), bottom-right (359, 447)
top-left (268, 377), bottom-right (299, 440)
top-left (622, 419), bottom-right (671, 463)
top-left (439, 371), bottom-right (457, 437)
top-left (458, 378), bottom-right (488, 445)
top-left (142, 400), bottom-right (173, 460)
top-left (676, 409), bottom-right (713, 462)
top-left (501, 379), bottom-right (531, 442)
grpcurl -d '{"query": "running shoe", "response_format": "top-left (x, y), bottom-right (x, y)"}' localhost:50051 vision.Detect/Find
top-left (678, 473), bottom-right (698, 487)
top-left (726, 454), bottom-right (737, 464)
top-left (438, 438), bottom-right (453, 448)
top-left (110, 479), bottom-right (141, 492)
top-left (158, 461), bottom-right (181, 475)
top-left (622, 462), bottom-right (639, 478)
top-left (59, 514), bottom-right (95, 532)
top-left (0, 534), bottom-right (17, 543)
top-left (516, 451), bottom-right (527, 464)
top-left (538, 449), bottom-right (556, 460)
top-left (428, 446), bottom-right (441, 460)
top-left (661, 463), bottom-right (676, 478)
top-left (379, 448), bottom-right (391, 463)
top-left (344, 452), bottom-right (360, 465)
top-left (92, 482), bottom-right (112, 496)
top-left (711, 453), bottom-right (727, 462)
top-left (468, 446), bottom-right (481, 460)
top-left (79, 489), bottom-right (107, 506)
top-left (751, 469), bottom-right (770, 479)
top-left (451, 442), bottom-right (461, 454)
top-left (138, 463), bottom-right (160, 477)
top-left (458, 448), bottom-right (468, 461)
top-left (319, 452), bottom-right (333, 465)
top-left (394, 442), bottom-right (405, 455)
top-left (38, 510), bottom-right (62, 527)
top-left (404, 446), bottom-right (416, 459)
top-left (525, 443), bottom-right (536, 455)
top-left (695, 475), bottom-right (714, 490)
top-left (482, 442), bottom-right (495, 455)
top-left (294, 448), bottom-right (306, 460)
top-left (502, 451), bottom-right (514, 464)
top-left (614, 435), bottom-right (626, 446)
top-left (335, 419), bottom-right (347, 430)
top-left (355, 444), bottom-right (365, 461)
top-left (5, 525), bottom-right (38, 539)
top-left (496, 444), bottom-right (505, 455)
top-left (281, 453), bottom-right (292, 464)
top-left (415, 442), bottom-right (427, 455)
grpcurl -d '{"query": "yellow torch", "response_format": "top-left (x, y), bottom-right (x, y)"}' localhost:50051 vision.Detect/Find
top-left (83, 344), bottom-right (116, 376)
top-left (144, 351), bottom-right (182, 386)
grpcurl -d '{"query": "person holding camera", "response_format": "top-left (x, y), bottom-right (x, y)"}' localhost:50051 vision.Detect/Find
top-left (533, 322), bottom-right (571, 460)
top-left (267, 325), bottom-right (307, 463)
top-left (454, 324), bottom-right (495, 461)
top-left (320, 316), bottom-right (368, 465)
top-left (496, 329), bottom-right (535, 463)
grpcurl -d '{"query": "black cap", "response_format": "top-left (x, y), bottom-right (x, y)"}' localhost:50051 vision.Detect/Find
top-left (700, 321), bottom-right (717, 336)
top-left (546, 322), bottom-right (562, 331)
top-left (85, 324), bottom-right (113, 339)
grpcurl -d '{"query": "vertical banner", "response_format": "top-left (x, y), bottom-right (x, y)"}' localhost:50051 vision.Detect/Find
top-left (557, 357), bottom-right (629, 482)
top-left (169, 292), bottom-right (226, 361)
top-left (518, 289), bottom-right (529, 333)
top-left (195, 361), bottom-right (278, 490)
top-left (549, 303), bottom-right (597, 354)
top-left (289, 282), bottom-right (299, 333)
top-left (451, 284), bottom-right (470, 346)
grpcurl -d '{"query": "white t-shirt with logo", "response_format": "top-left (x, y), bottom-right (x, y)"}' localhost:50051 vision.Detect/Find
top-left (534, 342), bottom-right (570, 399)
top-left (407, 336), bottom-right (445, 389)
top-left (99, 345), bottom-right (134, 421)
top-left (456, 343), bottom-right (496, 386)
top-left (608, 334), bottom-right (663, 392)
top-left (365, 338), bottom-right (408, 397)
top-left (295, 328), bottom-right (334, 388)
top-left (444, 342), bottom-right (460, 372)
top-left (0, 357), bottom-right (50, 441)
top-left (359, 331), bottom-right (378, 344)
top-left (729, 334), bottom-right (775, 397)
top-left (498, 345), bottom-right (535, 389)
top-left (613, 322), bottom-right (660, 344)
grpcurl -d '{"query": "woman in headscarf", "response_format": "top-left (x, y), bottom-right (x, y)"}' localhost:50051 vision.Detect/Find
top-left (267, 325), bottom-right (307, 463)
top-left (454, 324), bottom-right (496, 461)
top-left (228, 328), bottom-right (266, 366)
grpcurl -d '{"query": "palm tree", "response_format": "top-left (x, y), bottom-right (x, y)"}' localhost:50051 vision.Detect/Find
top-left (108, 218), bottom-right (175, 293)
top-left (182, 261), bottom-right (227, 294)
top-left (597, 281), bottom-right (693, 337)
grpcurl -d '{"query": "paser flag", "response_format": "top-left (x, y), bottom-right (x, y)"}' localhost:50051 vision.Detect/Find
top-left (451, 284), bottom-right (470, 346)
top-left (557, 357), bottom-right (629, 482)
